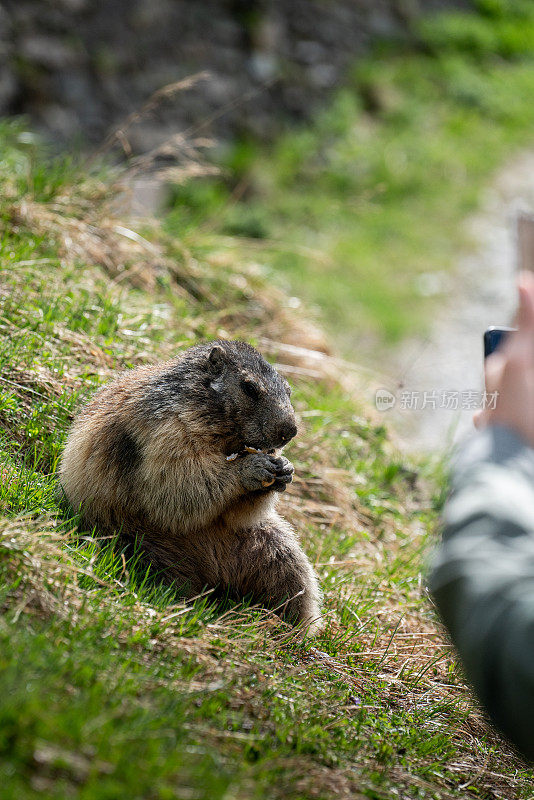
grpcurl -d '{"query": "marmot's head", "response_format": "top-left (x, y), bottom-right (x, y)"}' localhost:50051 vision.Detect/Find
top-left (146, 340), bottom-right (297, 454)
top-left (204, 341), bottom-right (297, 453)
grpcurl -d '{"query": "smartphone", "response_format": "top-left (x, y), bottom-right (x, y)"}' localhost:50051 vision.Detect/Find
top-left (484, 326), bottom-right (517, 359)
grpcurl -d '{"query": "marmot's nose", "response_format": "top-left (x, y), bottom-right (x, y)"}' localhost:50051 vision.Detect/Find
top-left (279, 421), bottom-right (298, 445)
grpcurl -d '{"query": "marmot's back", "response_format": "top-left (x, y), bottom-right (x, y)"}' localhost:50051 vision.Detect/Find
top-left (60, 363), bottom-right (159, 531)
top-left (59, 340), bottom-right (322, 633)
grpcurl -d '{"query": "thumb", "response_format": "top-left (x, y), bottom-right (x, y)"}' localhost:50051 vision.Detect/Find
top-left (516, 272), bottom-right (534, 333)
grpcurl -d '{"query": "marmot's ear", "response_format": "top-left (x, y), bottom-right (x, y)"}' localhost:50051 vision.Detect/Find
top-left (208, 344), bottom-right (226, 375)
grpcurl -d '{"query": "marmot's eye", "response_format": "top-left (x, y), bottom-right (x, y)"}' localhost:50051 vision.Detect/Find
top-left (241, 380), bottom-right (260, 400)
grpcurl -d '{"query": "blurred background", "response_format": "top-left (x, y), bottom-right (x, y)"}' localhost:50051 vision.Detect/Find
top-left (0, 0), bottom-right (467, 147)
top-left (3, 0), bottom-right (534, 448)
top-left (4, 8), bottom-right (534, 795)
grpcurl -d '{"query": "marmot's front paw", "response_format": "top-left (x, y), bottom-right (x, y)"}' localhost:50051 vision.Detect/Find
top-left (269, 455), bottom-right (294, 492)
top-left (238, 453), bottom-right (294, 493)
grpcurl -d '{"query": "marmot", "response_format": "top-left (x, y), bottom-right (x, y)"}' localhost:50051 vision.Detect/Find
top-left (59, 340), bottom-right (322, 633)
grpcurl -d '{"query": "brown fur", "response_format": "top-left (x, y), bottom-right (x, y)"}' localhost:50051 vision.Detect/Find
top-left (59, 341), bottom-right (322, 633)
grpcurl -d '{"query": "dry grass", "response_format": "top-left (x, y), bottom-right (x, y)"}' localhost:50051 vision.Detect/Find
top-left (1, 507), bottom-right (528, 800)
top-left (1, 121), bottom-right (533, 798)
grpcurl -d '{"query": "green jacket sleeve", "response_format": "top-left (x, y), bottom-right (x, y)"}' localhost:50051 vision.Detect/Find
top-left (429, 424), bottom-right (534, 760)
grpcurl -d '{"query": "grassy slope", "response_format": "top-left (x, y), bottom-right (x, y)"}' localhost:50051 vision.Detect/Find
top-left (165, 0), bottom-right (534, 358)
top-left (0, 122), bottom-right (533, 800)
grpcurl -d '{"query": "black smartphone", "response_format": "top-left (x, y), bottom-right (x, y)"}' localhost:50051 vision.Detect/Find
top-left (484, 326), bottom-right (517, 359)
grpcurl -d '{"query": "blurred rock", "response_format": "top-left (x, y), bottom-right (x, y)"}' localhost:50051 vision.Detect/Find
top-left (1, 0), bottom-right (465, 149)
top-left (20, 35), bottom-right (83, 70)
top-left (0, 66), bottom-right (16, 114)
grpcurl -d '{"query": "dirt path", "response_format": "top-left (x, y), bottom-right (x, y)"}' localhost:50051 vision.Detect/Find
top-left (383, 151), bottom-right (534, 454)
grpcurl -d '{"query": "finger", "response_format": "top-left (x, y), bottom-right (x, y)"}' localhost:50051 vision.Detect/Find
top-left (517, 272), bottom-right (534, 332)
top-left (484, 351), bottom-right (506, 393)
top-left (500, 273), bottom-right (534, 365)
top-left (473, 409), bottom-right (487, 430)
top-left (507, 274), bottom-right (534, 361)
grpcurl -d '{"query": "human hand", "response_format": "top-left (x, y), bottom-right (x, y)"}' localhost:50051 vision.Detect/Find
top-left (474, 272), bottom-right (534, 447)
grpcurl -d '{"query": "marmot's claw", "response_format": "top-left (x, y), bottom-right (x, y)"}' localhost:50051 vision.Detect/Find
top-left (269, 455), bottom-right (294, 476)
top-left (272, 471), bottom-right (293, 485)
top-left (270, 465), bottom-right (293, 492)
top-left (238, 452), bottom-right (294, 493)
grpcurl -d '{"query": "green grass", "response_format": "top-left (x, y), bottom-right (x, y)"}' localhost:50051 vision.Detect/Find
top-left (0, 117), bottom-right (533, 799)
top-left (164, 0), bottom-right (534, 358)
top-left (5, 2), bottom-right (534, 789)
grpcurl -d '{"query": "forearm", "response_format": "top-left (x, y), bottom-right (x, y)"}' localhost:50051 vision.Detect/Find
top-left (430, 425), bottom-right (534, 759)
